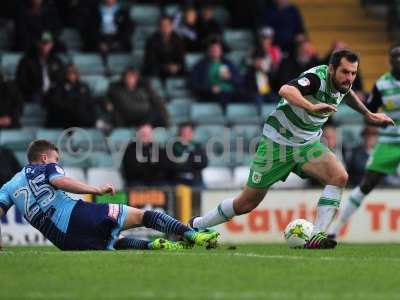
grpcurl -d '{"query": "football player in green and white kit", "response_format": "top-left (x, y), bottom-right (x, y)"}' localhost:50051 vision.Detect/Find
top-left (328, 46), bottom-right (400, 239)
top-left (189, 49), bottom-right (394, 249)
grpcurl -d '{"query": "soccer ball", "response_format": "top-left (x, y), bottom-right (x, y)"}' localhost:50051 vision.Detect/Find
top-left (284, 219), bottom-right (314, 248)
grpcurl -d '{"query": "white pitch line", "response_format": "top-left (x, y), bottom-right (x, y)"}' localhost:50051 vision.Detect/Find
top-left (146, 251), bottom-right (400, 262)
top-left (2, 250), bottom-right (400, 262)
top-left (11, 290), bottom-right (400, 300)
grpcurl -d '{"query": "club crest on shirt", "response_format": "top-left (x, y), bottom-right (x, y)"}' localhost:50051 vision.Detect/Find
top-left (252, 171), bottom-right (262, 184)
top-left (55, 165), bottom-right (65, 175)
top-left (298, 77), bottom-right (310, 87)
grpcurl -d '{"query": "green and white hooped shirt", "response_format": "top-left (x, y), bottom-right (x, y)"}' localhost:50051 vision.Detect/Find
top-left (368, 72), bottom-right (400, 143)
top-left (263, 65), bottom-right (349, 146)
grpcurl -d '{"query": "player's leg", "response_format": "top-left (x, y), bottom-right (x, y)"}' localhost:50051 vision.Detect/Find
top-left (114, 236), bottom-right (191, 250)
top-left (114, 237), bottom-right (154, 250)
top-left (328, 171), bottom-right (384, 237)
top-left (122, 206), bottom-right (219, 248)
top-left (115, 208), bottom-right (180, 250)
top-left (191, 137), bottom-right (288, 230)
top-left (329, 142), bottom-right (400, 237)
top-left (300, 151), bottom-right (347, 248)
top-left (191, 186), bottom-right (268, 230)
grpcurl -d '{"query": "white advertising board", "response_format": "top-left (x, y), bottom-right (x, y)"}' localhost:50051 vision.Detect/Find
top-left (1, 206), bottom-right (51, 246)
top-left (202, 189), bottom-right (400, 243)
top-left (3, 189), bottom-right (400, 246)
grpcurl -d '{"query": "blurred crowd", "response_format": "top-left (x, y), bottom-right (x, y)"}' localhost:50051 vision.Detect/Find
top-left (0, 0), bottom-right (391, 190)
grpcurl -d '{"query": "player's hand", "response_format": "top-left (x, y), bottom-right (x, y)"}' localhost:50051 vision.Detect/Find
top-left (220, 68), bottom-right (231, 80)
top-left (98, 183), bottom-right (116, 196)
top-left (365, 112), bottom-right (395, 127)
top-left (309, 103), bottom-right (337, 114)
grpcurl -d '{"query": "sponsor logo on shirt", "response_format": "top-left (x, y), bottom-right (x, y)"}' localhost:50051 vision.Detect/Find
top-left (298, 77), bottom-right (310, 87)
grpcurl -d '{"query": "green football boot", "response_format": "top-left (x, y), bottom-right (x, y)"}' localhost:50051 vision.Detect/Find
top-left (149, 238), bottom-right (190, 250)
top-left (185, 229), bottom-right (220, 249)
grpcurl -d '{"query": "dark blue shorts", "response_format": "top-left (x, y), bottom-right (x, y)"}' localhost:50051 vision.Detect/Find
top-left (62, 200), bottom-right (128, 251)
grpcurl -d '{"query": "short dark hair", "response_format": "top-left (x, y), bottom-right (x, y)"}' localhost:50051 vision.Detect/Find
top-left (206, 35), bottom-right (222, 49)
top-left (159, 15), bottom-right (173, 24)
top-left (329, 49), bottom-right (359, 69)
top-left (122, 66), bottom-right (138, 78)
top-left (389, 44), bottom-right (400, 57)
top-left (178, 121), bottom-right (194, 134)
top-left (27, 140), bottom-right (59, 163)
top-left (183, 5), bottom-right (196, 13)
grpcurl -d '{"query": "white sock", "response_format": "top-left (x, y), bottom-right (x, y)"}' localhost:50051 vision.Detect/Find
top-left (193, 198), bottom-right (236, 229)
top-left (313, 185), bottom-right (343, 235)
top-left (328, 187), bottom-right (366, 236)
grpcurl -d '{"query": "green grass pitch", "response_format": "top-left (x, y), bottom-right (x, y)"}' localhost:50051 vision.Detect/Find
top-left (1, 244), bottom-right (400, 300)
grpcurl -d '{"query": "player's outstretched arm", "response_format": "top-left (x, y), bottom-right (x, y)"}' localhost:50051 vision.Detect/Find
top-left (279, 84), bottom-right (337, 114)
top-left (344, 89), bottom-right (371, 115)
top-left (344, 90), bottom-right (395, 127)
top-left (50, 177), bottom-right (116, 196)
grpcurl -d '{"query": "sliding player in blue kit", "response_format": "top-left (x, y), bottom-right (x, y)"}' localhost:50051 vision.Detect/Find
top-left (0, 140), bottom-right (219, 251)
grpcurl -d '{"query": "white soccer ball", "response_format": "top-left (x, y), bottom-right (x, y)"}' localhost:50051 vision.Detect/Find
top-left (284, 219), bottom-right (314, 248)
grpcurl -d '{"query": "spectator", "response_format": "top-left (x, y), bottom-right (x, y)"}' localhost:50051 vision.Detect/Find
top-left (143, 16), bottom-right (185, 80)
top-left (197, 4), bottom-right (223, 49)
top-left (166, 122), bottom-right (208, 187)
top-left (0, 147), bottom-right (21, 187)
top-left (54, 0), bottom-right (97, 29)
top-left (254, 27), bottom-right (282, 71)
top-left (105, 67), bottom-right (169, 128)
top-left (243, 49), bottom-right (278, 107)
top-left (173, 5), bottom-right (201, 52)
top-left (275, 39), bottom-right (320, 88)
top-left (85, 0), bottom-right (134, 64)
top-left (0, 72), bottom-right (23, 129)
top-left (44, 63), bottom-right (96, 128)
top-left (225, 0), bottom-right (264, 29)
top-left (14, 0), bottom-right (63, 52)
top-left (344, 126), bottom-right (378, 186)
top-left (189, 38), bottom-right (241, 107)
top-left (121, 124), bottom-right (167, 187)
top-left (323, 41), bottom-right (366, 101)
top-left (16, 31), bottom-right (65, 103)
top-left (257, 0), bottom-right (305, 54)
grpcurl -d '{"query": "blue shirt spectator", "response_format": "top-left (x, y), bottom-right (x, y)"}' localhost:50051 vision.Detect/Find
top-left (173, 6), bottom-right (201, 52)
top-left (84, 0), bottom-right (134, 56)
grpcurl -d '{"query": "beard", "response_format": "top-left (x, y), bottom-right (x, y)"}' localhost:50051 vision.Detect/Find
top-left (332, 75), bottom-right (352, 94)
